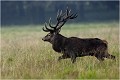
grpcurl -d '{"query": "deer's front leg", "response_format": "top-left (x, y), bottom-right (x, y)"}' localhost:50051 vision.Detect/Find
top-left (70, 52), bottom-right (76, 63)
top-left (65, 49), bottom-right (77, 63)
top-left (58, 54), bottom-right (69, 61)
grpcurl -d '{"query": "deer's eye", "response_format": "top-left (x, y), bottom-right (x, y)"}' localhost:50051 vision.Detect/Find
top-left (47, 34), bottom-right (51, 36)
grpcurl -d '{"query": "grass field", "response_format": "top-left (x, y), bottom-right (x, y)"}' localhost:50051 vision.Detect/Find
top-left (1, 22), bottom-right (119, 79)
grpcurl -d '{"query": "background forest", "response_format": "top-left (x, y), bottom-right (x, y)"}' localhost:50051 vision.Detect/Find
top-left (1, 1), bottom-right (119, 25)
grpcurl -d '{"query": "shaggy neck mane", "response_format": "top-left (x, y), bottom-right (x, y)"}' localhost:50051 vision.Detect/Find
top-left (51, 34), bottom-right (67, 53)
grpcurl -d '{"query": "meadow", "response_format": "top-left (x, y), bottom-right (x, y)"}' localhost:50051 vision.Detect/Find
top-left (1, 22), bottom-right (119, 79)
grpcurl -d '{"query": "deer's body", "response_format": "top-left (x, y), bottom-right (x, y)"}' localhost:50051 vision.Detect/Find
top-left (42, 7), bottom-right (115, 63)
top-left (44, 33), bottom-right (115, 63)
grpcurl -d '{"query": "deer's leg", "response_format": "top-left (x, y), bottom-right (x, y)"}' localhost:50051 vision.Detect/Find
top-left (69, 52), bottom-right (76, 63)
top-left (95, 53), bottom-right (104, 61)
top-left (96, 56), bottom-right (104, 61)
top-left (58, 54), bottom-right (70, 61)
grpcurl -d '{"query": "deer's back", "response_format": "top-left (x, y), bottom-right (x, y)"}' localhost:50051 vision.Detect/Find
top-left (65, 37), bottom-right (107, 53)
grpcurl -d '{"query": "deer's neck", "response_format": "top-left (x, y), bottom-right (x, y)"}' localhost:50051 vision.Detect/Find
top-left (51, 34), bottom-right (67, 53)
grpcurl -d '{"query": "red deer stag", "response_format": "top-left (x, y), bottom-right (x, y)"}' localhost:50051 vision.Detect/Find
top-left (42, 7), bottom-right (115, 63)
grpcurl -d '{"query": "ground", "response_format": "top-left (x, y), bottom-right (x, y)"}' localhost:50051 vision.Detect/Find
top-left (1, 21), bottom-right (119, 79)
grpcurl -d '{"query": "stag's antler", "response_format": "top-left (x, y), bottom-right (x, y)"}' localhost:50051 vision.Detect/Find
top-left (43, 7), bottom-right (78, 32)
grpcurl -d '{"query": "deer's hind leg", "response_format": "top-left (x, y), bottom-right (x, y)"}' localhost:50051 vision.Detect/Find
top-left (95, 45), bottom-right (107, 61)
top-left (102, 48), bottom-right (115, 60)
top-left (95, 52), bottom-right (105, 61)
top-left (95, 56), bottom-right (105, 61)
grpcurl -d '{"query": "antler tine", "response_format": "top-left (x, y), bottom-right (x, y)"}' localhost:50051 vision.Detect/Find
top-left (57, 10), bottom-right (60, 20)
top-left (56, 7), bottom-right (72, 30)
top-left (57, 9), bottom-right (67, 21)
top-left (65, 7), bottom-right (77, 20)
top-left (60, 10), bottom-right (63, 16)
top-left (48, 7), bottom-right (78, 32)
top-left (66, 7), bottom-right (71, 16)
top-left (55, 9), bottom-right (65, 28)
top-left (57, 10), bottom-right (63, 21)
top-left (69, 13), bottom-right (78, 19)
top-left (66, 7), bottom-right (69, 16)
top-left (49, 18), bottom-right (55, 29)
top-left (44, 22), bottom-right (53, 32)
top-left (68, 9), bottom-right (71, 14)
top-left (42, 27), bottom-right (49, 32)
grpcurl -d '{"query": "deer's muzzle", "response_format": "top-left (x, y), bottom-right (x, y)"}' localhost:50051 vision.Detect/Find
top-left (42, 37), bottom-right (46, 41)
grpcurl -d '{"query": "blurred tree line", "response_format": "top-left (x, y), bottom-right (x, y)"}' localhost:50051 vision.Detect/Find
top-left (1, 1), bottom-right (119, 26)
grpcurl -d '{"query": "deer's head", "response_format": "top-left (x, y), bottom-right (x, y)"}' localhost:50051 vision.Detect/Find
top-left (42, 7), bottom-right (78, 43)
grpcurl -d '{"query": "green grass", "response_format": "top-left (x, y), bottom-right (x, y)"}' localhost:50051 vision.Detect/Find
top-left (1, 22), bottom-right (119, 79)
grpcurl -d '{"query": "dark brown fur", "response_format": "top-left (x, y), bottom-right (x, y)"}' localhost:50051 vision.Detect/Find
top-left (42, 8), bottom-right (115, 63)
top-left (42, 33), bottom-right (115, 63)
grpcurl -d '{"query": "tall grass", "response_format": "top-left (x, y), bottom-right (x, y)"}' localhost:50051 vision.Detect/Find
top-left (1, 22), bottom-right (119, 79)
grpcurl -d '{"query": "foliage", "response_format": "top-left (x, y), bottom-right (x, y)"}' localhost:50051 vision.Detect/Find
top-left (1, 1), bottom-right (119, 25)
